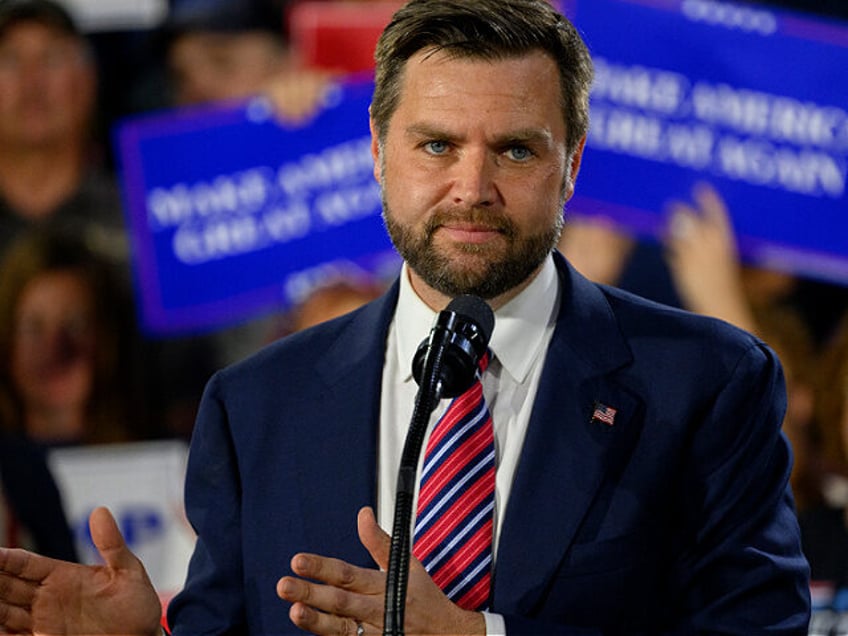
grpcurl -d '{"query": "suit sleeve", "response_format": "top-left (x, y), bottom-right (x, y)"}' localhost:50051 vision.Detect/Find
top-left (672, 342), bottom-right (810, 633)
top-left (502, 342), bottom-right (810, 635)
top-left (167, 372), bottom-right (248, 635)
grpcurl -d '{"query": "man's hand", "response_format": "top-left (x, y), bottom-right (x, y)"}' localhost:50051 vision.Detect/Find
top-left (277, 507), bottom-right (486, 636)
top-left (0, 507), bottom-right (163, 636)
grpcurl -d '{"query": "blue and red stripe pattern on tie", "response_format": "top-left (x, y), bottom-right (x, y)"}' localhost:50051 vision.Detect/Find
top-left (413, 350), bottom-right (495, 611)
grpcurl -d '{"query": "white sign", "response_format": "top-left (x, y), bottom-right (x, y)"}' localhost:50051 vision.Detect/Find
top-left (58, 0), bottom-right (167, 32)
top-left (48, 440), bottom-right (195, 604)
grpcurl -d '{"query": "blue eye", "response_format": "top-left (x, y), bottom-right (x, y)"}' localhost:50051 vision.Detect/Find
top-left (425, 140), bottom-right (449, 155)
top-left (506, 146), bottom-right (533, 161)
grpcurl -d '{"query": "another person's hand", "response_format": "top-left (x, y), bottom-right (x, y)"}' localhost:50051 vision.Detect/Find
top-left (0, 507), bottom-right (163, 636)
top-left (277, 506), bottom-right (486, 635)
top-left (558, 216), bottom-right (635, 286)
top-left (264, 69), bottom-right (338, 126)
top-left (664, 182), bottom-right (758, 333)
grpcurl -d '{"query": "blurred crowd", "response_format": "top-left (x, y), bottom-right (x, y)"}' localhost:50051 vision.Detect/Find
top-left (0, 0), bottom-right (846, 619)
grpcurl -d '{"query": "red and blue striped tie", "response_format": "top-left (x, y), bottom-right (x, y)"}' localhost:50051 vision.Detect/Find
top-left (413, 350), bottom-right (495, 611)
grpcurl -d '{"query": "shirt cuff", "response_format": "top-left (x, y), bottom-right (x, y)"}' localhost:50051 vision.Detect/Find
top-left (482, 611), bottom-right (506, 636)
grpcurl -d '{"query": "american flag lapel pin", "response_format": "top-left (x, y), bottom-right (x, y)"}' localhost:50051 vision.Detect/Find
top-left (591, 402), bottom-right (617, 426)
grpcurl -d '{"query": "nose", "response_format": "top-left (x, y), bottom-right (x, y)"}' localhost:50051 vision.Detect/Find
top-left (39, 323), bottom-right (88, 368)
top-left (451, 148), bottom-right (497, 207)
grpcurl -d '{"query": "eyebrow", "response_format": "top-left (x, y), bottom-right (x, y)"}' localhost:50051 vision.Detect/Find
top-left (404, 123), bottom-right (457, 140)
top-left (404, 123), bottom-right (554, 147)
top-left (494, 128), bottom-right (555, 147)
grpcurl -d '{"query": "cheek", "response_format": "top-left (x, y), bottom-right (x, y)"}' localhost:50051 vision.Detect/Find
top-left (9, 330), bottom-right (40, 369)
top-left (0, 79), bottom-right (19, 110)
top-left (77, 335), bottom-right (98, 365)
top-left (8, 343), bottom-right (40, 397)
top-left (383, 163), bottom-right (442, 220)
top-left (61, 76), bottom-right (91, 113)
top-left (9, 344), bottom-right (27, 385)
top-left (506, 173), bottom-right (564, 224)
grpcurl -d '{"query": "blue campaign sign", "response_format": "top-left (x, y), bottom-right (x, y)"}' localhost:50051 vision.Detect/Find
top-left (115, 79), bottom-right (400, 334)
top-left (560, 0), bottom-right (848, 283)
top-left (118, 1), bottom-right (847, 335)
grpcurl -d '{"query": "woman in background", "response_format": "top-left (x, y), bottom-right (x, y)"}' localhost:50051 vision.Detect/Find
top-left (0, 229), bottom-right (145, 446)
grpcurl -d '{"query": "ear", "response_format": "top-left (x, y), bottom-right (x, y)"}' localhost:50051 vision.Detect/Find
top-left (563, 135), bottom-right (587, 202)
top-left (369, 110), bottom-right (382, 184)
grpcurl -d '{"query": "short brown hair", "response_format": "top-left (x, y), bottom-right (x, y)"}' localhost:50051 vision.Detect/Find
top-left (0, 0), bottom-right (81, 39)
top-left (371, 0), bottom-right (593, 157)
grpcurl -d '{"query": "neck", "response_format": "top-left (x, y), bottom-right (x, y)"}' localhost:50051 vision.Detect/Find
top-left (0, 143), bottom-right (87, 219)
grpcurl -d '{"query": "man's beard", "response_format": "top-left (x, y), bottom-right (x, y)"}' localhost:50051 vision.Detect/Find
top-left (381, 190), bottom-right (564, 300)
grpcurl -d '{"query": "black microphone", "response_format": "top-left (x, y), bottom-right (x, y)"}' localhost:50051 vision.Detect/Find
top-left (383, 294), bottom-right (494, 636)
top-left (411, 294), bottom-right (495, 397)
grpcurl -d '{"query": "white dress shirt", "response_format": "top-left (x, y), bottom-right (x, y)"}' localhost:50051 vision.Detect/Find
top-left (378, 254), bottom-right (561, 634)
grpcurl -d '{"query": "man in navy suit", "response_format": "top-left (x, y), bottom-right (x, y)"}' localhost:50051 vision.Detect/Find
top-left (0, 0), bottom-right (810, 634)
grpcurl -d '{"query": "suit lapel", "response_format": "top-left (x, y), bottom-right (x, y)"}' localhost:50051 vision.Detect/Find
top-left (493, 255), bottom-right (644, 614)
top-left (291, 284), bottom-right (399, 566)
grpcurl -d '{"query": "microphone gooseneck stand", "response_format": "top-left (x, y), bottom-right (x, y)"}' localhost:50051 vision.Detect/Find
top-left (383, 296), bottom-right (494, 636)
top-left (383, 326), bottom-right (449, 636)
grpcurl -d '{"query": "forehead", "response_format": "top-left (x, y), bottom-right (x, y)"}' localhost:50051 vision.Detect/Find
top-left (20, 269), bottom-right (90, 297)
top-left (170, 31), bottom-right (280, 60)
top-left (392, 48), bottom-right (565, 135)
top-left (0, 20), bottom-right (80, 48)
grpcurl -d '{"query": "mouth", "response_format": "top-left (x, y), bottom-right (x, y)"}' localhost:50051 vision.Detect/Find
top-left (428, 206), bottom-right (512, 246)
top-left (436, 222), bottom-right (505, 244)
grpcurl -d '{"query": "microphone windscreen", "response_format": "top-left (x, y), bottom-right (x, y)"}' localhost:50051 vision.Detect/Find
top-left (445, 295), bottom-right (495, 346)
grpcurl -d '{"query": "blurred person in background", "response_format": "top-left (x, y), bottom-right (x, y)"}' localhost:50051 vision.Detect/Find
top-left (560, 183), bottom-right (805, 338)
top-left (662, 182), bottom-right (801, 338)
top-left (0, 230), bottom-right (146, 447)
top-left (163, 0), bottom-right (334, 121)
top-left (152, 0), bottom-right (350, 380)
top-left (269, 277), bottom-right (387, 337)
top-left (754, 305), bottom-right (819, 509)
top-left (556, 215), bottom-right (636, 287)
top-left (166, 0), bottom-right (293, 106)
top-left (0, 427), bottom-right (77, 560)
top-left (0, 0), bottom-right (127, 269)
top-left (659, 183), bottom-right (822, 512)
top-left (796, 313), bottom-right (848, 596)
top-left (0, 0), bottom-right (202, 445)
top-left (289, 278), bottom-right (385, 332)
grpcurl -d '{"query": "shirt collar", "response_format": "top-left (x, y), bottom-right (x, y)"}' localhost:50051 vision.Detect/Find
top-left (393, 254), bottom-right (560, 384)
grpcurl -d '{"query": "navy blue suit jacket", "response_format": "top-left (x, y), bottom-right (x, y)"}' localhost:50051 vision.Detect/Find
top-left (169, 253), bottom-right (810, 635)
